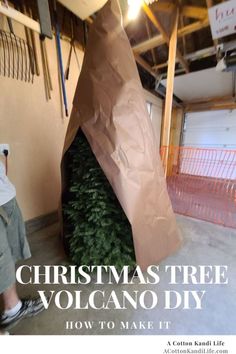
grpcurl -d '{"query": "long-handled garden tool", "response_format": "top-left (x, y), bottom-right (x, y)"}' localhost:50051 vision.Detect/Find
top-left (53, 0), bottom-right (68, 116)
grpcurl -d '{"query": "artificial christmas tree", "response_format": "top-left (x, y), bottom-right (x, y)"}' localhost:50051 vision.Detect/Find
top-left (63, 130), bottom-right (135, 270)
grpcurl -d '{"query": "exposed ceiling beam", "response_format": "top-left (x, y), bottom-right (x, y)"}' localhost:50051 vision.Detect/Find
top-left (145, 19), bottom-right (157, 65)
top-left (153, 62), bottom-right (170, 70)
top-left (142, 2), bottom-right (189, 73)
top-left (184, 101), bottom-right (236, 112)
top-left (142, 2), bottom-right (170, 43)
top-left (152, 45), bottom-right (216, 71)
top-left (178, 17), bottom-right (209, 37)
top-left (184, 95), bottom-right (236, 112)
top-left (179, 1), bottom-right (187, 56)
top-left (151, 2), bottom-right (208, 20)
top-left (182, 6), bottom-right (208, 20)
top-left (151, 2), bottom-right (175, 13)
top-left (134, 53), bottom-right (158, 79)
top-left (133, 33), bottom-right (164, 53)
top-left (132, 17), bottom-right (209, 54)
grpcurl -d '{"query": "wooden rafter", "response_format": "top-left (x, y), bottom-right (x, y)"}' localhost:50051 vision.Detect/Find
top-left (132, 17), bottom-right (209, 54)
top-left (184, 95), bottom-right (236, 112)
top-left (185, 101), bottom-right (236, 112)
top-left (152, 45), bottom-right (216, 71)
top-left (151, 2), bottom-right (208, 20)
top-left (179, 0), bottom-right (187, 56)
top-left (151, 2), bottom-right (175, 13)
top-left (133, 33), bottom-right (164, 53)
top-left (142, 2), bottom-right (189, 73)
top-left (142, 2), bottom-right (171, 44)
top-left (182, 6), bottom-right (208, 20)
top-left (178, 17), bottom-right (209, 37)
top-left (145, 19), bottom-right (157, 65)
top-left (134, 53), bottom-right (158, 79)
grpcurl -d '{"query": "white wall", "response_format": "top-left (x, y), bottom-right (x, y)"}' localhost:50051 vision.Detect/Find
top-left (0, 16), bottom-right (83, 220)
top-left (143, 89), bottom-right (163, 147)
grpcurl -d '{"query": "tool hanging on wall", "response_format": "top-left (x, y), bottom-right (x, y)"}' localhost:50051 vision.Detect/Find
top-left (15, 1), bottom-right (36, 83)
top-left (27, 8), bottom-right (40, 77)
top-left (65, 15), bottom-right (80, 81)
top-left (34, 0), bottom-right (53, 100)
top-left (40, 35), bottom-right (53, 100)
top-left (0, 1), bottom-right (34, 82)
top-left (53, 0), bottom-right (68, 117)
top-left (20, 1), bottom-right (40, 78)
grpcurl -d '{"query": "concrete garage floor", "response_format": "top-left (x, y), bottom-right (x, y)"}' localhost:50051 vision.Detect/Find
top-left (11, 215), bottom-right (236, 335)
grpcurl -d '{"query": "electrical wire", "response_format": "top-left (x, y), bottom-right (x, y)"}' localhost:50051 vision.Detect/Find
top-left (3, 150), bottom-right (8, 175)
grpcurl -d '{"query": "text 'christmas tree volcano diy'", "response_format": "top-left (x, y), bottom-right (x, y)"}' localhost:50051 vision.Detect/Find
top-left (61, 0), bottom-right (182, 270)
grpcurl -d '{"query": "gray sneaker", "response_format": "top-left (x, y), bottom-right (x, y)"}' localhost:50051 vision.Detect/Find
top-left (0, 297), bottom-right (46, 330)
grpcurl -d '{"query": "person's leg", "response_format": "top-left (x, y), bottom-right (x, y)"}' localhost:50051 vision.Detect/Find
top-left (0, 205), bottom-right (22, 330)
top-left (0, 204), bottom-right (18, 310)
top-left (0, 199), bottom-right (45, 331)
top-left (1, 284), bottom-right (20, 311)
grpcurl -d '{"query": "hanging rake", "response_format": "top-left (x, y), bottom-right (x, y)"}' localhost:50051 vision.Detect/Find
top-left (0, 28), bottom-right (35, 82)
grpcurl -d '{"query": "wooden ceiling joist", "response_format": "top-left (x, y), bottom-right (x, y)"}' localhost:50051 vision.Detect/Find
top-left (181, 6), bottom-right (208, 20)
top-left (184, 95), bottom-right (236, 112)
top-left (134, 53), bottom-right (158, 79)
top-left (142, 3), bottom-right (189, 73)
top-left (151, 2), bottom-right (175, 13)
top-left (179, 1), bottom-right (187, 56)
top-left (145, 19), bottom-right (157, 65)
top-left (142, 3), bottom-right (171, 45)
top-left (132, 33), bottom-right (164, 53)
top-left (185, 101), bottom-right (236, 112)
top-left (152, 2), bottom-right (208, 20)
top-left (152, 45), bottom-right (216, 71)
top-left (132, 17), bottom-right (209, 54)
top-left (178, 17), bottom-right (209, 37)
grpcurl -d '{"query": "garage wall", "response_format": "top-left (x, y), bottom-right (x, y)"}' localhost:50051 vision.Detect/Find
top-left (143, 89), bottom-right (163, 147)
top-left (0, 18), bottom-right (83, 221)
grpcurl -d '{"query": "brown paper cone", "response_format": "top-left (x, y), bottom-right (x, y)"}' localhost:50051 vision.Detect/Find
top-left (61, 0), bottom-right (182, 270)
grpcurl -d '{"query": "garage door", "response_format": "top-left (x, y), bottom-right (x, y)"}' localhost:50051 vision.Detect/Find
top-left (180, 109), bottom-right (236, 179)
top-left (183, 109), bottom-right (236, 149)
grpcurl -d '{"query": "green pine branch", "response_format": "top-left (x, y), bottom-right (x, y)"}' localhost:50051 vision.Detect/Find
top-left (63, 130), bottom-right (136, 271)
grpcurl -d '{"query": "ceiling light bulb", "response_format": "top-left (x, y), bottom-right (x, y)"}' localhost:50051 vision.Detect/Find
top-left (127, 0), bottom-right (142, 20)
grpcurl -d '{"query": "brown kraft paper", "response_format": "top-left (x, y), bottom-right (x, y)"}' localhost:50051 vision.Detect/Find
top-left (61, 0), bottom-right (182, 270)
